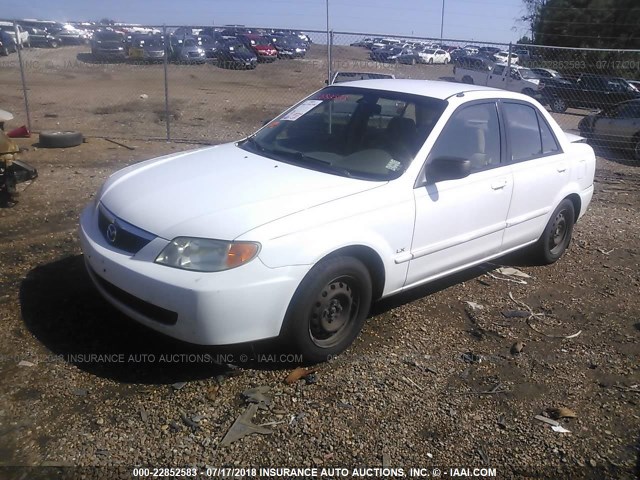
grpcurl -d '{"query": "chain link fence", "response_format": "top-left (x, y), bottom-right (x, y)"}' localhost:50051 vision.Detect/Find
top-left (1, 22), bottom-right (639, 158)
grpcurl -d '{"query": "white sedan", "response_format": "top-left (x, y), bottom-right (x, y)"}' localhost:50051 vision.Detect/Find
top-left (79, 80), bottom-right (595, 363)
top-left (494, 51), bottom-right (519, 64)
top-left (418, 48), bottom-right (450, 64)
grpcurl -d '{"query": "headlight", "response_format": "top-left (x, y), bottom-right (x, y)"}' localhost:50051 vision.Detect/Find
top-left (155, 237), bottom-right (260, 272)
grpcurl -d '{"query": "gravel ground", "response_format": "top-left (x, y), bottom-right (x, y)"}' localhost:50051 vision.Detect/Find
top-left (0, 44), bottom-right (638, 480)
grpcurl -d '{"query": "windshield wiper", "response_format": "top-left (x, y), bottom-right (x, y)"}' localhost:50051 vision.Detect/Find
top-left (287, 151), bottom-right (353, 178)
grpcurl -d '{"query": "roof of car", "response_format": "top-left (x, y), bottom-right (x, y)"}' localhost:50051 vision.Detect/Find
top-left (333, 79), bottom-right (502, 99)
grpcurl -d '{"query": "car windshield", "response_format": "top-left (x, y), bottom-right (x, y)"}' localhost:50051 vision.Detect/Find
top-left (97, 32), bottom-right (122, 41)
top-left (240, 86), bottom-right (447, 181)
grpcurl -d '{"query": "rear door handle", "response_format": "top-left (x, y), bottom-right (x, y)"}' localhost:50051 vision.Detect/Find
top-left (557, 165), bottom-right (567, 173)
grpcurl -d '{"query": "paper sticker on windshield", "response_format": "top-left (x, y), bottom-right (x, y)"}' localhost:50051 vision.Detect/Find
top-left (281, 100), bottom-right (323, 121)
top-left (386, 159), bottom-right (402, 171)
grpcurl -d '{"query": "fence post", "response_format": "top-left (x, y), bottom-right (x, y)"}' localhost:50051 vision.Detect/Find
top-left (162, 24), bottom-right (171, 142)
top-left (506, 42), bottom-right (513, 90)
top-left (14, 20), bottom-right (32, 131)
top-left (328, 30), bottom-right (334, 85)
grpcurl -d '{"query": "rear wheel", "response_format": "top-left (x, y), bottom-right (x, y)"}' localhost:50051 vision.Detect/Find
top-left (283, 256), bottom-right (372, 363)
top-left (532, 199), bottom-right (575, 264)
top-left (462, 75), bottom-right (474, 84)
top-left (550, 97), bottom-right (568, 113)
top-left (633, 134), bottom-right (640, 162)
top-left (428, 58), bottom-right (434, 65)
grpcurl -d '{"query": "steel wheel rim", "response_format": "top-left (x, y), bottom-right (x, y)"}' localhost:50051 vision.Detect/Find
top-left (309, 275), bottom-right (360, 348)
top-left (553, 99), bottom-right (565, 111)
top-left (549, 210), bottom-right (568, 255)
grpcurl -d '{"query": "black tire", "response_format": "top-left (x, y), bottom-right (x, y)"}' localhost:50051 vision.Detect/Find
top-left (444, 58), bottom-right (449, 64)
top-left (428, 58), bottom-right (434, 65)
top-left (532, 199), bottom-right (575, 264)
top-left (39, 131), bottom-right (83, 148)
top-left (632, 133), bottom-right (640, 162)
top-left (462, 75), bottom-right (474, 85)
top-left (550, 97), bottom-right (568, 113)
top-left (283, 256), bottom-right (372, 363)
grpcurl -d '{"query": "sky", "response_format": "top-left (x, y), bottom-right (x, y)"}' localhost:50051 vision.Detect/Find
top-left (2, 0), bottom-right (531, 44)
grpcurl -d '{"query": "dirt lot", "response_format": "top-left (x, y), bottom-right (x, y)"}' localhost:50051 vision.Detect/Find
top-left (0, 44), bottom-right (639, 479)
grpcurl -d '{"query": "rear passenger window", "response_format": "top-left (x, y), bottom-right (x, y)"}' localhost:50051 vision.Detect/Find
top-left (503, 103), bottom-right (560, 162)
top-left (538, 113), bottom-right (560, 154)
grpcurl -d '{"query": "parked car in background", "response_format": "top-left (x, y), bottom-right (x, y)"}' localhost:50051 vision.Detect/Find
top-left (515, 49), bottom-right (532, 62)
top-left (0, 30), bottom-right (17, 55)
top-left (418, 48), bottom-right (451, 64)
top-left (542, 73), bottom-right (640, 113)
top-left (530, 68), bottom-right (564, 79)
top-left (172, 37), bottom-right (206, 64)
top-left (215, 39), bottom-right (257, 69)
top-left (493, 51), bottom-right (519, 64)
top-left (449, 48), bottom-right (468, 62)
top-left (128, 35), bottom-right (165, 62)
top-left (199, 35), bottom-right (223, 59)
top-left (23, 27), bottom-right (61, 48)
top-left (626, 79), bottom-right (640, 91)
top-left (371, 46), bottom-right (404, 63)
top-left (478, 46), bottom-right (501, 58)
top-left (79, 79), bottom-right (595, 363)
top-left (350, 37), bottom-right (372, 47)
top-left (91, 30), bottom-right (126, 59)
top-left (0, 22), bottom-right (29, 48)
top-left (270, 35), bottom-right (306, 59)
top-left (237, 34), bottom-right (277, 63)
top-left (455, 58), bottom-right (543, 97)
top-left (329, 71), bottom-right (396, 84)
top-left (50, 24), bottom-right (88, 44)
top-left (578, 99), bottom-right (640, 160)
top-left (391, 47), bottom-right (421, 65)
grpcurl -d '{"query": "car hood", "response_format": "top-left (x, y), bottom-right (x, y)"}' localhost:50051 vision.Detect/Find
top-left (99, 143), bottom-right (382, 241)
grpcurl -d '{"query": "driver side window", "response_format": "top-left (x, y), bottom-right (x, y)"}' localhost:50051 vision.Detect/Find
top-left (428, 102), bottom-right (501, 172)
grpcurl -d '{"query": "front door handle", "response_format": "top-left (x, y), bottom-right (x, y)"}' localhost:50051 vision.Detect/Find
top-left (491, 179), bottom-right (508, 190)
top-left (557, 164), bottom-right (567, 173)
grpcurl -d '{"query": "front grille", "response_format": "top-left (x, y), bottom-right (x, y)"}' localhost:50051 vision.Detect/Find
top-left (98, 204), bottom-right (155, 254)
top-left (89, 265), bottom-right (178, 325)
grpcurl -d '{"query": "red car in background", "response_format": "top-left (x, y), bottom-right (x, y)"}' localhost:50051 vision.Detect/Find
top-left (237, 34), bottom-right (278, 63)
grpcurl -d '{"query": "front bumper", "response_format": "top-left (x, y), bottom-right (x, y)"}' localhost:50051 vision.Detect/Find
top-left (79, 203), bottom-right (308, 345)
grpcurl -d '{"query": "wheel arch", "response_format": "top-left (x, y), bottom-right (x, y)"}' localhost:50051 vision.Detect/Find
top-left (565, 193), bottom-right (581, 224)
top-left (318, 245), bottom-right (386, 301)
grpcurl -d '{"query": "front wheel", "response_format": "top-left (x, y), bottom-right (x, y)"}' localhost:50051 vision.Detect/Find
top-left (532, 199), bottom-right (575, 264)
top-left (283, 256), bottom-right (372, 363)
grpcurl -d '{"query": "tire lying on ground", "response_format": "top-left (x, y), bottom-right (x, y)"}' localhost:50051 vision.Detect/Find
top-left (39, 131), bottom-right (83, 148)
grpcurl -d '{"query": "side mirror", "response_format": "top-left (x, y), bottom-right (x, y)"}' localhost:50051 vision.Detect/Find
top-left (427, 156), bottom-right (471, 183)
